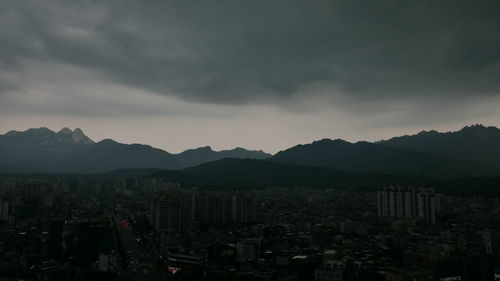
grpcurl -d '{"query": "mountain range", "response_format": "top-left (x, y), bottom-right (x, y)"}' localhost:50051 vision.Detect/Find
top-left (0, 127), bottom-right (269, 173)
top-left (1, 124), bottom-right (500, 179)
top-left (380, 124), bottom-right (500, 166)
top-left (269, 136), bottom-right (497, 179)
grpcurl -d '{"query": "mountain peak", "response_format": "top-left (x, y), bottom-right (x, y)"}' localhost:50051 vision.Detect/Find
top-left (72, 128), bottom-right (94, 145)
top-left (98, 138), bottom-right (118, 145)
top-left (55, 127), bottom-right (94, 145)
top-left (460, 124), bottom-right (487, 132)
top-left (381, 124), bottom-right (500, 167)
top-left (228, 147), bottom-right (251, 152)
top-left (74, 128), bottom-right (84, 134)
top-left (5, 130), bottom-right (20, 136)
top-left (197, 146), bottom-right (213, 151)
top-left (416, 129), bottom-right (439, 136)
top-left (312, 138), bottom-right (349, 145)
top-left (27, 127), bottom-right (54, 134)
top-left (58, 127), bottom-right (73, 135)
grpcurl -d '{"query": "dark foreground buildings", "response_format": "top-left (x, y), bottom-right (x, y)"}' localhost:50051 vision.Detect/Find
top-left (150, 191), bottom-right (259, 233)
top-left (2, 178), bottom-right (500, 280)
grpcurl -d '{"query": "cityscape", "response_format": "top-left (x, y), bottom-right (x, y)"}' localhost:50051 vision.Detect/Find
top-left (1, 173), bottom-right (500, 280)
top-left (2, 1), bottom-right (500, 280)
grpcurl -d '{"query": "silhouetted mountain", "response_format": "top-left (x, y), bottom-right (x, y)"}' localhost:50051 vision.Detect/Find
top-left (175, 146), bottom-right (270, 167)
top-left (150, 158), bottom-right (431, 190)
top-left (380, 124), bottom-right (500, 167)
top-left (269, 138), bottom-right (497, 178)
top-left (0, 127), bottom-right (96, 172)
top-left (0, 127), bottom-right (271, 173)
top-left (64, 139), bottom-right (179, 173)
top-left (2, 125), bottom-right (500, 177)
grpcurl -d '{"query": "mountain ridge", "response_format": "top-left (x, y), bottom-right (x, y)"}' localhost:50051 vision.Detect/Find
top-left (268, 137), bottom-right (497, 178)
top-left (380, 124), bottom-right (500, 166)
top-left (1, 124), bottom-right (499, 178)
top-left (0, 127), bottom-right (271, 173)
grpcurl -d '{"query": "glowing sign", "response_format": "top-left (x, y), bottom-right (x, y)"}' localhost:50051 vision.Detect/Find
top-left (495, 268), bottom-right (500, 280)
top-left (121, 219), bottom-right (132, 230)
top-left (168, 266), bottom-right (181, 274)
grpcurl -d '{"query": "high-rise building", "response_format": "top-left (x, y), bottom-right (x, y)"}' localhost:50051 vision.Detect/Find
top-left (191, 191), bottom-right (259, 225)
top-left (232, 192), bottom-right (258, 223)
top-left (152, 191), bottom-right (260, 233)
top-left (377, 186), bottom-right (440, 224)
top-left (150, 192), bottom-right (193, 233)
top-left (192, 191), bottom-right (233, 225)
top-left (41, 192), bottom-right (55, 209)
top-left (47, 219), bottom-right (64, 259)
top-left (0, 200), bottom-right (10, 223)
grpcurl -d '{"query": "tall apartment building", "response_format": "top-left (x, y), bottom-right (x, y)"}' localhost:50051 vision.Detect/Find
top-left (192, 191), bottom-right (259, 225)
top-left (231, 192), bottom-right (258, 223)
top-left (152, 191), bottom-right (259, 233)
top-left (0, 200), bottom-right (10, 223)
top-left (377, 186), bottom-right (441, 224)
top-left (192, 191), bottom-right (233, 225)
top-left (150, 192), bottom-right (193, 233)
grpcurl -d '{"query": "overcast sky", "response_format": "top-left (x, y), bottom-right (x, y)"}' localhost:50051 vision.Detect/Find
top-left (1, 0), bottom-right (500, 153)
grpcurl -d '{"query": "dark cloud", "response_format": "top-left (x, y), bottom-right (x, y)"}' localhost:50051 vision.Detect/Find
top-left (1, 0), bottom-right (500, 105)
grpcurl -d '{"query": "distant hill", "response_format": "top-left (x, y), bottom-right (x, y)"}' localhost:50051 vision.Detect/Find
top-left (65, 139), bottom-right (180, 173)
top-left (174, 146), bottom-right (269, 168)
top-left (380, 124), bottom-right (500, 167)
top-left (5, 160), bottom-right (500, 197)
top-left (269, 138), bottom-right (497, 178)
top-left (0, 127), bottom-right (271, 173)
top-left (150, 158), bottom-right (431, 190)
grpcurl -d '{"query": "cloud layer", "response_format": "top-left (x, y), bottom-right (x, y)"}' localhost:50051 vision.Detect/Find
top-left (2, 0), bottom-right (500, 104)
top-left (1, 0), bottom-right (500, 152)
